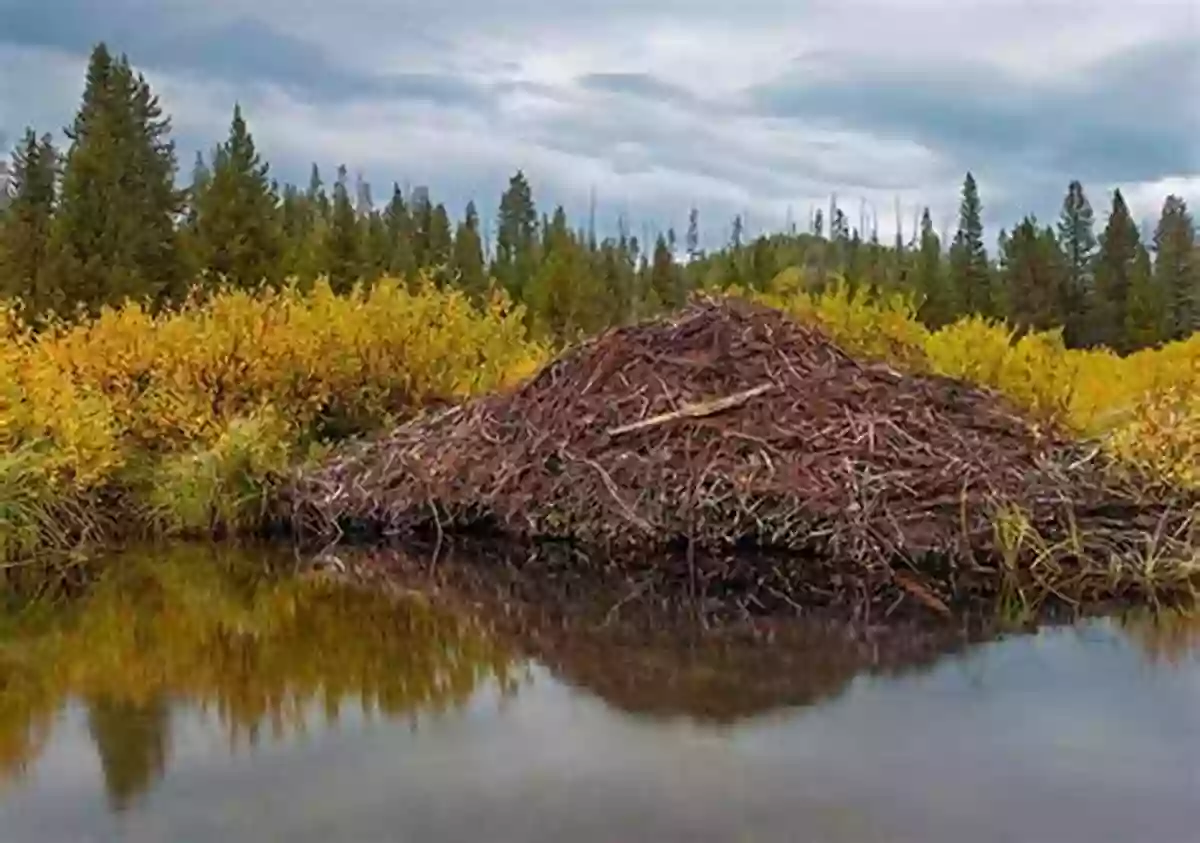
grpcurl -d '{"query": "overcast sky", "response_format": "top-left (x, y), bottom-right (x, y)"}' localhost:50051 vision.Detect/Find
top-left (0, 0), bottom-right (1197, 247)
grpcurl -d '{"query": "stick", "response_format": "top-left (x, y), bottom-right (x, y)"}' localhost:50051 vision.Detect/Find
top-left (607, 383), bottom-right (776, 437)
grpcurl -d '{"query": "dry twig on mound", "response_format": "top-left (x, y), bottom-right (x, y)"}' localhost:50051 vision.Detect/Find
top-left (282, 296), bottom-right (1198, 609)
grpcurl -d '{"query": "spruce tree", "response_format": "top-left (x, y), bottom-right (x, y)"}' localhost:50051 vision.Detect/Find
top-left (915, 207), bottom-right (946, 325)
top-left (190, 104), bottom-right (282, 291)
top-left (409, 185), bottom-right (432, 269)
top-left (648, 231), bottom-right (679, 310)
top-left (1056, 180), bottom-right (1097, 346)
top-left (382, 184), bottom-right (415, 279)
top-left (948, 172), bottom-right (992, 317)
top-left (452, 200), bottom-right (487, 299)
top-left (361, 209), bottom-right (391, 282)
top-left (51, 43), bottom-right (186, 313)
top-left (1152, 195), bottom-right (1197, 339)
top-left (527, 205), bottom-right (603, 339)
top-left (325, 165), bottom-right (362, 293)
top-left (0, 129), bottom-right (60, 317)
top-left (427, 202), bottom-right (454, 278)
top-left (1125, 241), bottom-right (1166, 348)
top-left (494, 170), bottom-right (539, 300)
top-left (1000, 216), bottom-right (1066, 334)
top-left (1091, 189), bottom-right (1142, 351)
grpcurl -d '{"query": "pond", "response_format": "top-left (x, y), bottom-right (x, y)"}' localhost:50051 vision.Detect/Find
top-left (0, 543), bottom-right (1197, 843)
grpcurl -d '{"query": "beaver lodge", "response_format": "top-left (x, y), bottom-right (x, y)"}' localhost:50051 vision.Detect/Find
top-left (284, 297), bottom-right (1198, 617)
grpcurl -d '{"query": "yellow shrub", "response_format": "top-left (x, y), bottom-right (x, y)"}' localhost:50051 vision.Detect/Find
top-left (924, 317), bottom-right (1078, 424)
top-left (0, 276), bottom-right (550, 553)
top-left (754, 272), bottom-right (931, 369)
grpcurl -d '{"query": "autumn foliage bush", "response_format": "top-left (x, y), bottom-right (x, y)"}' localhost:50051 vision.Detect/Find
top-left (0, 276), bottom-right (549, 557)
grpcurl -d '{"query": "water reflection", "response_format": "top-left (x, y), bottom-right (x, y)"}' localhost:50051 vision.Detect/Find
top-left (0, 543), bottom-right (519, 802)
top-left (0, 543), bottom-right (1196, 843)
top-left (85, 694), bottom-right (171, 812)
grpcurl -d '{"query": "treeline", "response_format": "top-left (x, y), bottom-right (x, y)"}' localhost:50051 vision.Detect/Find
top-left (1, 42), bottom-right (1197, 352)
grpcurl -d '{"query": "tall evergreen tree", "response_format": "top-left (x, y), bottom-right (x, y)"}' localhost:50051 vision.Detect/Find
top-left (325, 165), bottom-right (362, 293)
top-left (0, 129), bottom-right (60, 317)
top-left (426, 202), bottom-right (454, 278)
top-left (948, 172), bottom-right (992, 317)
top-left (914, 207), bottom-right (947, 325)
top-left (452, 200), bottom-right (487, 299)
top-left (527, 205), bottom-right (604, 339)
top-left (494, 170), bottom-right (539, 299)
top-left (1000, 216), bottom-right (1066, 334)
top-left (1125, 241), bottom-right (1166, 348)
top-left (382, 184), bottom-right (415, 279)
top-left (307, 164), bottom-right (330, 221)
top-left (648, 230), bottom-right (681, 309)
top-left (189, 104), bottom-right (282, 291)
top-left (1152, 195), bottom-right (1198, 340)
top-left (50, 43), bottom-right (187, 313)
top-left (1056, 180), bottom-right (1097, 347)
top-left (1092, 189), bottom-right (1142, 351)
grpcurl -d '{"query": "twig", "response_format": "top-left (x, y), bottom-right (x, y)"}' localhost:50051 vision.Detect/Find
top-left (607, 383), bottom-right (776, 437)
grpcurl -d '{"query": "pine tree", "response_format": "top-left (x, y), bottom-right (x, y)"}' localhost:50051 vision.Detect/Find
top-left (452, 200), bottom-right (487, 299)
top-left (1125, 241), bottom-right (1167, 348)
top-left (1056, 180), bottom-right (1097, 347)
top-left (915, 207), bottom-right (947, 325)
top-left (307, 164), bottom-right (330, 222)
top-left (185, 151), bottom-right (210, 228)
top-left (948, 172), bottom-right (992, 317)
top-left (527, 205), bottom-right (603, 339)
top-left (361, 209), bottom-right (391, 282)
top-left (1152, 195), bottom-right (1198, 339)
top-left (1000, 216), bottom-right (1066, 334)
top-left (748, 233), bottom-right (777, 290)
top-left (427, 202), bottom-right (454, 279)
top-left (1091, 189), bottom-right (1142, 351)
top-left (325, 165), bottom-right (362, 293)
top-left (409, 185), bottom-right (433, 269)
top-left (189, 104), bottom-right (282, 291)
top-left (648, 231), bottom-right (680, 310)
top-left (494, 170), bottom-right (539, 299)
top-left (51, 43), bottom-right (187, 313)
top-left (382, 184), bottom-right (415, 279)
top-left (0, 129), bottom-right (60, 317)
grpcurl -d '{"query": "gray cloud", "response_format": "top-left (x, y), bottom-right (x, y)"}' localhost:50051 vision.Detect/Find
top-left (576, 72), bottom-right (701, 108)
top-left (751, 38), bottom-right (1200, 188)
top-left (1, 0), bottom-right (1197, 246)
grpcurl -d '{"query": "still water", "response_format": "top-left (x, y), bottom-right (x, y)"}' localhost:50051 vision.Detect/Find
top-left (0, 544), bottom-right (1197, 843)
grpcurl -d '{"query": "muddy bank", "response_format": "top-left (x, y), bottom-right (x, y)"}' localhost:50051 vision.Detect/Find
top-left (284, 298), bottom-right (1198, 613)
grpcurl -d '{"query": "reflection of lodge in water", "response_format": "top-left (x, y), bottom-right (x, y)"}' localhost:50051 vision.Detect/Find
top-left (1, 542), bottom-right (1198, 807)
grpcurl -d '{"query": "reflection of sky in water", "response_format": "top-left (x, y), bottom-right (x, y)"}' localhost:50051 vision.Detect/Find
top-left (1, 621), bottom-right (1198, 843)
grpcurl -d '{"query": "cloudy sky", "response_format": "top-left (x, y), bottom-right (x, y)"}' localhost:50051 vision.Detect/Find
top-left (0, 0), bottom-right (1197, 247)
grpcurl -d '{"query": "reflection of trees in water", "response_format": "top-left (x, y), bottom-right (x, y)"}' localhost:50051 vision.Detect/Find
top-left (85, 694), bottom-right (171, 811)
top-left (0, 543), bottom-right (519, 805)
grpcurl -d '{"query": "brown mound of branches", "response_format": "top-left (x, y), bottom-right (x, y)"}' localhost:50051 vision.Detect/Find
top-left (284, 297), bottom-right (1197, 610)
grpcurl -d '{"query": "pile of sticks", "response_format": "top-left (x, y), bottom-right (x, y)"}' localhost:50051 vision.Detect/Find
top-left (283, 296), bottom-right (1197, 610)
